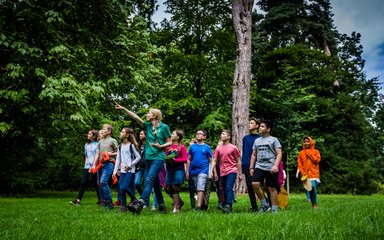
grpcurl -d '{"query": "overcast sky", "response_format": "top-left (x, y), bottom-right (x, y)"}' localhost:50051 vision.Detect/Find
top-left (153, 0), bottom-right (384, 88)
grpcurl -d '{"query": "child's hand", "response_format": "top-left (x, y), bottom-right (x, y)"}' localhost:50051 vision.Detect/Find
top-left (271, 165), bottom-right (278, 174)
top-left (238, 174), bottom-right (244, 181)
top-left (125, 166), bottom-right (131, 171)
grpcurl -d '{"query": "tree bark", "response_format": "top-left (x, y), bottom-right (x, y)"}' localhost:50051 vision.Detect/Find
top-left (232, 0), bottom-right (254, 193)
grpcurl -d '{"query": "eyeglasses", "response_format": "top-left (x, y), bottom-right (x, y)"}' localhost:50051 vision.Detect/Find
top-left (196, 132), bottom-right (205, 136)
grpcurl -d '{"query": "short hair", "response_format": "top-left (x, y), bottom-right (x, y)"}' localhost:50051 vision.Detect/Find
top-left (103, 124), bottom-right (114, 135)
top-left (149, 108), bottom-right (162, 121)
top-left (222, 129), bottom-right (231, 139)
top-left (197, 129), bottom-right (207, 137)
top-left (249, 117), bottom-right (261, 124)
top-left (260, 119), bottom-right (273, 131)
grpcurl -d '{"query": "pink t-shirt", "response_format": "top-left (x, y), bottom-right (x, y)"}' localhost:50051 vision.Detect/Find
top-left (214, 143), bottom-right (241, 176)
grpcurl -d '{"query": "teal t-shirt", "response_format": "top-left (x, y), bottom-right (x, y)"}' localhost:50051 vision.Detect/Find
top-left (144, 121), bottom-right (171, 160)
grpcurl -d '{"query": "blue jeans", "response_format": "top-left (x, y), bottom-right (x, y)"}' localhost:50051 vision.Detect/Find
top-left (119, 172), bottom-right (136, 206)
top-left (221, 173), bottom-right (237, 207)
top-left (166, 166), bottom-right (185, 186)
top-left (134, 168), bottom-right (145, 195)
top-left (140, 160), bottom-right (165, 205)
top-left (100, 162), bottom-right (114, 202)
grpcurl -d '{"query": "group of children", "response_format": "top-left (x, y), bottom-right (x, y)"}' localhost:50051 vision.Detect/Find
top-left (70, 105), bottom-right (321, 214)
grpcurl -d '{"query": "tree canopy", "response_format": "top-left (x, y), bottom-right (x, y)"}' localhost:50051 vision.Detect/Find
top-left (0, 0), bottom-right (382, 194)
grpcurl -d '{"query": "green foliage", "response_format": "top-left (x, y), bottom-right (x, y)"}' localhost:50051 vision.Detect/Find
top-left (252, 1), bottom-right (382, 194)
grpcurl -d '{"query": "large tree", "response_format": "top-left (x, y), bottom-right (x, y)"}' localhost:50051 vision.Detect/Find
top-left (231, 0), bottom-right (254, 151)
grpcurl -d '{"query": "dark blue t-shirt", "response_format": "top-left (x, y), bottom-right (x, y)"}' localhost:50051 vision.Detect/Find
top-left (242, 134), bottom-right (261, 168)
top-left (188, 143), bottom-right (213, 175)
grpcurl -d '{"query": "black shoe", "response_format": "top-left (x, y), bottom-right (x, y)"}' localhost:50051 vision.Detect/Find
top-left (201, 204), bottom-right (209, 211)
top-left (128, 200), bottom-right (144, 214)
top-left (158, 204), bottom-right (167, 214)
top-left (105, 201), bottom-right (114, 210)
top-left (250, 206), bottom-right (259, 212)
top-left (222, 205), bottom-right (232, 214)
top-left (120, 206), bottom-right (128, 212)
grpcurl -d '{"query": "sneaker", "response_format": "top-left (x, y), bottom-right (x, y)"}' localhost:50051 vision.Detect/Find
top-left (99, 200), bottom-right (106, 207)
top-left (172, 208), bottom-right (180, 214)
top-left (222, 205), bottom-right (232, 214)
top-left (217, 203), bottom-right (224, 210)
top-left (105, 201), bottom-right (114, 210)
top-left (151, 206), bottom-right (157, 211)
top-left (69, 199), bottom-right (80, 206)
top-left (120, 206), bottom-right (128, 212)
top-left (114, 200), bottom-right (122, 206)
top-left (158, 204), bottom-right (167, 214)
top-left (201, 204), bottom-right (209, 211)
top-left (250, 206), bottom-right (258, 212)
top-left (259, 205), bottom-right (271, 213)
top-left (129, 199), bottom-right (138, 207)
top-left (128, 200), bottom-right (144, 214)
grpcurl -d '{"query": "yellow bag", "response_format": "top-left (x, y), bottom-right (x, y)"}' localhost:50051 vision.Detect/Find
top-left (278, 187), bottom-right (288, 209)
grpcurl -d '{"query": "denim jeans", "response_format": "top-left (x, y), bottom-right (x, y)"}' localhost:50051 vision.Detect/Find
top-left (119, 172), bottom-right (136, 206)
top-left (140, 160), bottom-right (165, 205)
top-left (100, 162), bottom-right (114, 202)
top-left (166, 166), bottom-right (185, 186)
top-left (134, 168), bottom-right (145, 195)
top-left (221, 173), bottom-right (237, 207)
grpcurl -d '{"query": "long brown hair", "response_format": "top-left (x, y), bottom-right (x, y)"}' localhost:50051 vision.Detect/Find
top-left (88, 129), bottom-right (98, 143)
top-left (123, 127), bottom-right (139, 150)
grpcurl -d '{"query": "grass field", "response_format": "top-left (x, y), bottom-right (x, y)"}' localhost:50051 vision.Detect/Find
top-left (0, 191), bottom-right (383, 240)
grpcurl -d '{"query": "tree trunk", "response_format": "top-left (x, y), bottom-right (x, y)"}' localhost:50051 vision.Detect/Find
top-left (232, 0), bottom-right (254, 193)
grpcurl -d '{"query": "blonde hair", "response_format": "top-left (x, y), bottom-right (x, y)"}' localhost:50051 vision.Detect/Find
top-left (149, 108), bottom-right (162, 121)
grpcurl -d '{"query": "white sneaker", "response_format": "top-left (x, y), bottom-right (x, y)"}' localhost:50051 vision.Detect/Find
top-left (172, 208), bottom-right (180, 214)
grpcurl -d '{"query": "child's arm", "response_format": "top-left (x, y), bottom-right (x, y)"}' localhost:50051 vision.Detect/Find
top-left (236, 156), bottom-right (242, 180)
top-left (92, 147), bottom-right (100, 169)
top-left (249, 149), bottom-right (257, 176)
top-left (114, 102), bottom-right (144, 128)
top-left (210, 157), bottom-right (218, 181)
top-left (113, 149), bottom-right (121, 176)
top-left (306, 149), bottom-right (321, 163)
top-left (271, 147), bottom-right (282, 174)
top-left (130, 146), bottom-right (141, 168)
top-left (186, 155), bottom-right (191, 180)
top-left (297, 152), bottom-right (306, 175)
top-left (174, 145), bottom-right (188, 163)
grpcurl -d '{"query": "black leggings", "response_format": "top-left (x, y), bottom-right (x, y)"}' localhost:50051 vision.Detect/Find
top-left (77, 169), bottom-right (100, 201)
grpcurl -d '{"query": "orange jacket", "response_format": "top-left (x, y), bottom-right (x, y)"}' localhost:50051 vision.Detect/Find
top-left (297, 137), bottom-right (321, 179)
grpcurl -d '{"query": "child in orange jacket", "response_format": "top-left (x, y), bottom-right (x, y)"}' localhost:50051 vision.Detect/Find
top-left (297, 136), bottom-right (321, 208)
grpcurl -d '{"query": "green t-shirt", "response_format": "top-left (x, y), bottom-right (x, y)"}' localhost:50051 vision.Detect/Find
top-left (144, 121), bottom-right (171, 160)
top-left (97, 136), bottom-right (118, 161)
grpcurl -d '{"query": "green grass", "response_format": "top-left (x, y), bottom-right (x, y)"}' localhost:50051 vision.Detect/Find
top-left (0, 191), bottom-right (383, 239)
